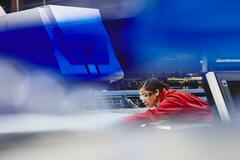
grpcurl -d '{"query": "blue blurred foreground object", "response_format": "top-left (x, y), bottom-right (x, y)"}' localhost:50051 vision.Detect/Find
top-left (0, 5), bottom-right (123, 81)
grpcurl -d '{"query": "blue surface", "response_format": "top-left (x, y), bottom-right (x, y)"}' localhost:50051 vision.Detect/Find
top-left (0, 5), bottom-right (123, 80)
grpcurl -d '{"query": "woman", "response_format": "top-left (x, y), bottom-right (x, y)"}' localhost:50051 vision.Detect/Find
top-left (124, 78), bottom-right (213, 125)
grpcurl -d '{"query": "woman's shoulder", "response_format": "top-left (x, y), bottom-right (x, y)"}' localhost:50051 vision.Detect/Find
top-left (162, 89), bottom-right (189, 99)
top-left (163, 88), bottom-right (179, 94)
top-left (160, 89), bottom-right (178, 100)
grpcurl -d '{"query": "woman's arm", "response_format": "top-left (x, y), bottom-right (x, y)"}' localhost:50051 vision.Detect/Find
top-left (123, 97), bottom-right (184, 125)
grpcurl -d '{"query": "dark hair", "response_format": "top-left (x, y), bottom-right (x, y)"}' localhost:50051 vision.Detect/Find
top-left (138, 78), bottom-right (170, 92)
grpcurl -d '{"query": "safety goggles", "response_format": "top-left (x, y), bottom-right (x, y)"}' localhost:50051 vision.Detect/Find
top-left (139, 92), bottom-right (154, 102)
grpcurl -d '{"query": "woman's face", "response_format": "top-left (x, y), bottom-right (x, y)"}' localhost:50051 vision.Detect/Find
top-left (139, 87), bottom-right (159, 108)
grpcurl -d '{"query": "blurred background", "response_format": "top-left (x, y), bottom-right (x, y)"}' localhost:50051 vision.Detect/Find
top-left (0, 0), bottom-right (239, 113)
top-left (1, 0), bottom-right (240, 76)
top-left (0, 0), bottom-right (240, 109)
top-left (0, 1), bottom-right (240, 159)
top-left (0, 0), bottom-right (239, 114)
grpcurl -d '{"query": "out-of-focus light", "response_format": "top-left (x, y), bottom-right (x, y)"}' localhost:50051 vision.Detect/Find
top-left (47, 0), bottom-right (148, 20)
top-left (216, 59), bottom-right (240, 63)
top-left (21, 70), bottom-right (66, 113)
top-left (0, 58), bottom-right (29, 111)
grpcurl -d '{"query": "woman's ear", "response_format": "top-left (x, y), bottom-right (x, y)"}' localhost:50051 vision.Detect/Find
top-left (155, 89), bottom-right (160, 96)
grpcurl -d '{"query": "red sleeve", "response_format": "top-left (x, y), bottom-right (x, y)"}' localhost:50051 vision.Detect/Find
top-left (123, 97), bottom-right (185, 125)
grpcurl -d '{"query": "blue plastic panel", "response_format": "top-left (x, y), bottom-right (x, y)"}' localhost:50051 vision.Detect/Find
top-left (0, 5), bottom-right (123, 81)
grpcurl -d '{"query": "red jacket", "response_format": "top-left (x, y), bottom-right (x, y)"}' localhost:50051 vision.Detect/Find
top-left (124, 89), bottom-right (213, 124)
